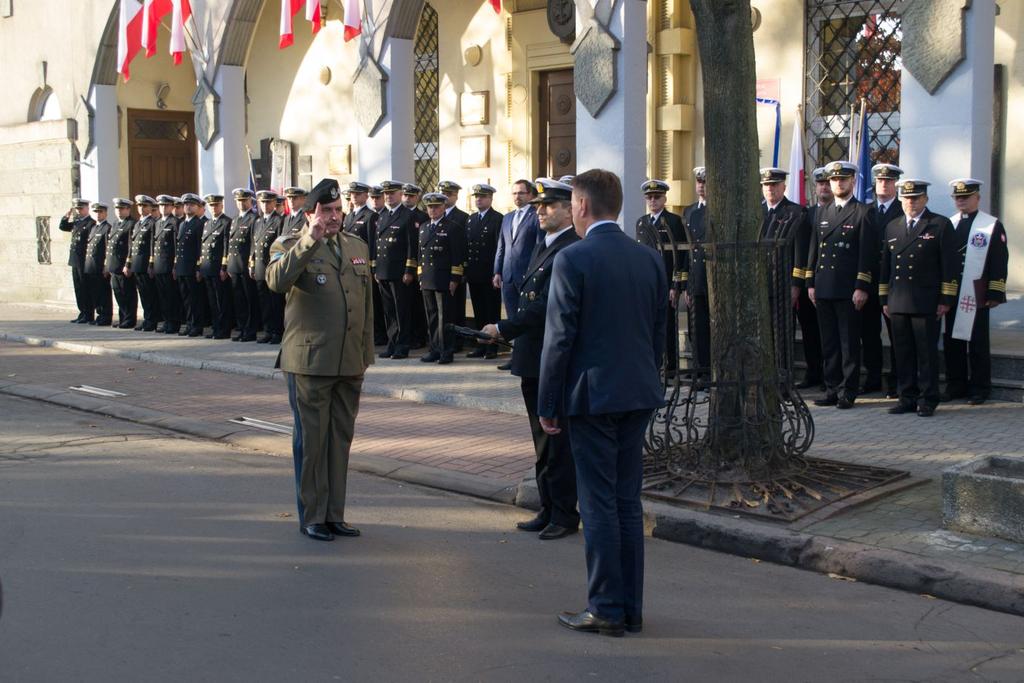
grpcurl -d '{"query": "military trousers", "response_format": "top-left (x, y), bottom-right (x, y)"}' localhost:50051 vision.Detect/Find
top-left (891, 313), bottom-right (941, 409)
top-left (688, 294), bottom-right (711, 372)
top-left (468, 280), bottom-right (501, 327)
top-left (291, 373), bottom-right (364, 526)
top-left (154, 273), bottom-right (182, 331)
top-left (133, 272), bottom-right (162, 328)
top-left (943, 307), bottom-right (992, 399)
top-left (795, 288), bottom-right (822, 383)
top-left (372, 279), bottom-right (387, 345)
top-left (378, 278), bottom-right (413, 354)
top-left (71, 266), bottom-right (93, 321)
top-left (256, 280), bottom-right (284, 336)
top-left (816, 298), bottom-right (862, 400)
top-left (860, 291), bottom-right (885, 386)
top-left (410, 280), bottom-right (428, 348)
top-left (86, 272), bottom-right (112, 323)
top-left (229, 272), bottom-right (259, 338)
top-left (423, 288), bottom-right (455, 358)
top-left (110, 272), bottom-right (137, 326)
top-left (204, 273), bottom-right (233, 338)
top-left (521, 376), bottom-right (579, 529)
top-left (178, 274), bottom-right (208, 333)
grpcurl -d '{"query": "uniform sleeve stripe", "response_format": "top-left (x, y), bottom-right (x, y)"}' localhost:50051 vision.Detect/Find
top-left (856, 271), bottom-right (873, 283)
top-left (878, 284), bottom-right (889, 295)
top-left (405, 259), bottom-right (418, 267)
top-left (791, 267), bottom-right (805, 278)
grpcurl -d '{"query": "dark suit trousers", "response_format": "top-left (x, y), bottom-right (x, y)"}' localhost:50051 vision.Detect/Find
top-left (521, 377), bottom-right (579, 528)
top-left (795, 289), bottom-right (822, 382)
top-left (468, 280), bottom-right (501, 326)
top-left (501, 283), bottom-right (519, 320)
top-left (891, 313), bottom-right (941, 408)
top-left (373, 280), bottom-right (387, 344)
top-left (71, 266), bottom-right (93, 320)
top-left (256, 280), bottom-right (284, 335)
top-left (664, 302), bottom-right (679, 373)
top-left (860, 291), bottom-right (884, 385)
top-left (205, 275), bottom-right (233, 337)
top-left (379, 279), bottom-right (413, 353)
top-left (816, 298), bottom-right (861, 399)
top-left (178, 275), bottom-right (207, 332)
top-left (155, 274), bottom-right (182, 329)
top-left (423, 289), bottom-right (454, 357)
top-left (944, 307), bottom-right (991, 398)
top-left (230, 272), bottom-right (259, 337)
top-left (568, 409), bottom-right (652, 622)
top-left (110, 273), bottom-right (137, 325)
top-left (688, 294), bottom-right (711, 371)
top-left (88, 273), bottom-right (112, 322)
top-left (135, 273), bottom-right (161, 326)
top-left (411, 281), bottom-right (428, 347)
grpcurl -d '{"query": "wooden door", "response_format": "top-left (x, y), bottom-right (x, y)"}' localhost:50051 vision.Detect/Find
top-left (539, 69), bottom-right (576, 178)
top-left (127, 109), bottom-right (198, 200)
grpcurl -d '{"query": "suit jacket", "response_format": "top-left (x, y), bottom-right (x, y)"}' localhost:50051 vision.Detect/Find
top-left (151, 215), bottom-right (178, 275)
top-left (538, 222), bottom-right (667, 418)
top-left (250, 212), bottom-right (283, 281)
top-left (174, 215), bottom-right (206, 277)
top-left (106, 217), bottom-right (135, 273)
top-left (494, 205), bottom-right (541, 287)
top-left (84, 220), bottom-right (110, 275)
top-left (761, 197), bottom-right (811, 287)
top-left (879, 208), bottom-right (958, 315)
top-left (129, 215), bottom-right (156, 274)
top-left (498, 228), bottom-right (579, 378)
top-left (226, 210), bottom-right (258, 275)
top-left (465, 208), bottom-right (504, 283)
top-left (374, 204), bottom-right (418, 280)
top-left (59, 215), bottom-right (95, 269)
top-left (683, 202), bottom-right (708, 296)
top-left (200, 214), bottom-right (231, 278)
top-left (445, 206), bottom-right (470, 229)
top-left (805, 197), bottom-right (877, 299)
top-left (949, 212), bottom-right (1010, 304)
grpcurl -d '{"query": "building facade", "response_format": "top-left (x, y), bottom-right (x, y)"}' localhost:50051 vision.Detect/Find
top-left (0, 0), bottom-right (1018, 304)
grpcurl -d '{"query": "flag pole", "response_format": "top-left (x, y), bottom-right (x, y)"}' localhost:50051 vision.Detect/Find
top-left (245, 144), bottom-right (257, 191)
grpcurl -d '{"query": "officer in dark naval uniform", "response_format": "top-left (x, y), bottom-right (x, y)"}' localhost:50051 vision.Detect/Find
top-left (482, 177), bottom-right (580, 539)
top-left (127, 195), bottom-right (161, 331)
top-left (683, 167), bottom-right (710, 373)
top-left (283, 187), bottom-right (308, 236)
top-left (806, 161), bottom-right (876, 409)
top-left (942, 178), bottom-right (1010, 405)
top-left (864, 163), bottom-right (905, 396)
top-left (374, 180), bottom-right (418, 359)
top-left (199, 193), bottom-right (233, 339)
top-left (418, 192), bottom-right (467, 364)
top-left (152, 195), bottom-right (183, 334)
top-left (403, 183), bottom-right (430, 348)
top-left (175, 194), bottom-right (208, 337)
top-left (437, 180), bottom-right (470, 343)
top-left (369, 184), bottom-right (386, 214)
top-left (251, 190), bottom-right (285, 344)
top-left (59, 198), bottom-right (96, 323)
top-left (227, 188), bottom-right (259, 342)
top-left (83, 202), bottom-right (112, 326)
top-left (636, 179), bottom-right (686, 375)
top-left (106, 198), bottom-right (137, 329)
top-left (464, 183), bottom-right (504, 359)
top-left (879, 180), bottom-right (958, 416)
top-left (343, 181), bottom-right (385, 346)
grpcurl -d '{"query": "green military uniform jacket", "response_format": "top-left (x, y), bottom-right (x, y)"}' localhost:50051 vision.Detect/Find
top-left (267, 228), bottom-right (375, 377)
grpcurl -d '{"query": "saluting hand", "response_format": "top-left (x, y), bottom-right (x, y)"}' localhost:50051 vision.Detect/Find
top-left (309, 215), bottom-right (328, 241)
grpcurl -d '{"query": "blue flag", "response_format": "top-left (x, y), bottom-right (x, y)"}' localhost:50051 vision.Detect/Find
top-left (854, 112), bottom-right (873, 203)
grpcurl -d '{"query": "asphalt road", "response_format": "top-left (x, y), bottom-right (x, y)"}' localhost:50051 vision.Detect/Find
top-left (0, 394), bottom-right (1022, 682)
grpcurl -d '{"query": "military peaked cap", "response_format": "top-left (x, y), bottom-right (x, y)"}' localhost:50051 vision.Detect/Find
top-left (898, 179), bottom-right (930, 198)
top-left (530, 178), bottom-right (573, 204)
top-left (811, 167), bottom-right (828, 183)
top-left (303, 178), bottom-right (342, 211)
top-left (348, 181), bottom-right (371, 194)
top-left (255, 190), bottom-right (278, 202)
top-left (112, 197), bottom-right (133, 209)
top-left (203, 193), bottom-right (224, 204)
top-left (558, 175), bottom-right (575, 186)
top-left (471, 183), bottom-right (497, 196)
top-left (949, 178), bottom-right (982, 197)
top-left (422, 192), bottom-right (447, 206)
top-left (825, 161), bottom-right (857, 178)
top-left (871, 163), bottom-right (904, 180)
top-left (181, 192), bottom-right (204, 205)
top-left (759, 167), bottom-right (788, 184)
top-left (437, 180), bottom-right (462, 193)
top-left (402, 183), bottom-right (423, 195)
top-left (641, 179), bottom-right (670, 195)
top-left (380, 180), bottom-right (404, 192)
top-left (232, 188), bottom-right (254, 200)
top-left (283, 186), bottom-right (307, 198)
top-left (72, 198), bottom-right (90, 208)
top-left (134, 194), bottom-right (157, 206)
top-left (693, 166), bottom-right (706, 182)
top-left (368, 185), bottom-right (383, 197)
top-left (90, 202), bottom-right (108, 211)
top-left (156, 195), bottom-right (176, 205)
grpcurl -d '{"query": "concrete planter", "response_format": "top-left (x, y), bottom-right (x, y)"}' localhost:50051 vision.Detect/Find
top-left (943, 456), bottom-right (1024, 543)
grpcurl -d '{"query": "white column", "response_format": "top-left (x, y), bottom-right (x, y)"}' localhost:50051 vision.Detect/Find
top-left (78, 85), bottom-right (119, 203)
top-left (355, 38), bottom-right (415, 182)
top-left (198, 65), bottom-right (249, 195)
top-left (900, 3), bottom-right (995, 216)
top-left (574, 0), bottom-right (648, 233)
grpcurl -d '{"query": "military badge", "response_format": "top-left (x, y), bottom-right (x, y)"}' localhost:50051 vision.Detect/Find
top-left (316, 273), bottom-right (327, 285)
top-left (351, 257), bottom-right (367, 265)
top-left (528, 291), bottom-right (536, 301)
top-left (970, 232), bottom-right (988, 248)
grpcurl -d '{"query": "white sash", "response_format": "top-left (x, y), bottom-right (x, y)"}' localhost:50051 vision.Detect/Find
top-left (950, 211), bottom-right (997, 341)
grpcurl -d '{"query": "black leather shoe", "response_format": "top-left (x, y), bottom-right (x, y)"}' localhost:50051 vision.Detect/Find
top-left (557, 610), bottom-right (624, 637)
top-left (484, 350), bottom-right (497, 360)
top-left (862, 381), bottom-right (882, 393)
top-left (268, 335), bottom-right (282, 344)
top-left (326, 522), bottom-right (360, 537)
top-left (466, 347), bottom-right (487, 358)
top-left (888, 403), bottom-right (914, 415)
top-left (390, 351), bottom-right (408, 360)
top-left (188, 328), bottom-right (203, 337)
top-left (497, 362), bottom-right (512, 371)
top-left (420, 353), bottom-right (440, 363)
top-left (917, 405), bottom-right (936, 417)
top-left (205, 333), bottom-right (215, 339)
top-left (539, 523), bottom-right (578, 540)
top-left (240, 334), bottom-right (257, 342)
top-left (814, 395), bottom-right (838, 407)
top-left (70, 317), bottom-right (84, 324)
top-left (256, 334), bottom-right (271, 344)
top-left (516, 516), bottom-right (549, 532)
top-left (940, 391), bottom-right (967, 403)
top-left (967, 395), bottom-right (987, 406)
top-left (142, 324), bottom-right (157, 332)
top-left (134, 325), bottom-right (145, 331)
top-left (300, 524), bottom-right (334, 541)
top-left (379, 350), bottom-right (393, 358)
top-left (438, 355), bottom-right (454, 365)
top-left (177, 328), bottom-right (189, 336)
top-left (836, 397), bottom-right (855, 410)
top-left (885, 389), bottom-right (899, 399)
top-left (625, 616), bottom-right (643, 634)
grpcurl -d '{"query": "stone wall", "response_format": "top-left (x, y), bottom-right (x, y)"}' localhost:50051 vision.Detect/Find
top-left (0, 120), bottom-right (77, 304)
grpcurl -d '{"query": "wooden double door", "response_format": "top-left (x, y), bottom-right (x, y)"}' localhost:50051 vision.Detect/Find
top-left (127, 108), bottom-right (198, 201)
top-left (538, 69), bottom-right (576, 179)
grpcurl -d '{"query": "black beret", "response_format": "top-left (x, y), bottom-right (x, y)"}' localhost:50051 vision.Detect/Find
top-left (304, 178), bottom-right (342, 211)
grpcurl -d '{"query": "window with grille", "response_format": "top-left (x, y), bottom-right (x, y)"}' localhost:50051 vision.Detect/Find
top-left (131, 119), bottom-right (190, 142)
top-left (414, 4), bottom-right (439, 195)
top-left (804, 1), bottom-right (901, 167)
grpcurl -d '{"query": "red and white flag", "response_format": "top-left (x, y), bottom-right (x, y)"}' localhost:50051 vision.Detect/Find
top-left (118, 0), bottom-right (145, 81)
top-left (785, 111), bottom-right (806, 206)
top-left (489, 0), bottom-right (501, 14)
top-left (142, 0), bottom-right (172, 58)
top-left (280, 0), bottom-right (322, 49)
top-left (343, 0), bottom-right (361, 41)
top-left (169, 0), bottom-right (192, 65)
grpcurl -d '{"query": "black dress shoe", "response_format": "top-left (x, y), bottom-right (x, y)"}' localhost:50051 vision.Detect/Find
top-left (484, 350), bottom-right (497, 360)
top-left (300, 524), bottom-right (334, 541)
top-left (888, 403), bottom-right (914, 415)
top-left (142, 324), bottom-right (158, 332)
top-left (188, 329), bottom-right (203, 337)
top-left (420, 353), bottom-right (440, 363)
top-left (862, 381), bottom-right (882, 393)
top-left (326, 522), bottom-right (360, 537)
top-left (967, 395), bottom-right (988, 406)
top-left (539, 523), bottom-right (578, 540)
top-left (390, 351), bottom-right (408, 359)
top-left (87, 320), bottom-right (96, 325)
top-left (214, 333), bottom-right (232, 340)
top-left (134, 325), bottom-right (145, 331)
top-left (836, 397), bottom-right (855, 410)
top-left (516, 516), bottom-right (549, 532)
top-left (940, 391), bottom-right (967, 403)
top-left (70, 317), bottom-right (84, 324)
top-left (378, 350), bottom-right (393, 359)
top-left (885, 390), bottom-right (899, 399)
top-left (205, 333), bottom-right (215, 339)
top-left (466, 347), bottom-right (487, 358)
top-left (496, 362), bottom-right (512, 371)
top-left (240, 334), bottom-right (257, 342)
top-left (438, 355), bottom-right (454, 365)
top-left (256, 334), bottom-right (271, 344)
top-left (557, 610), bottom-right (624, 637)
top-left (268, 334), bottom-right (282, 344)
top-left (917, 405), bottom-right (936, 417)
top-left (625, 616), bottom-right (643, 634)
top-left (178, 328), bottom-right (189, 336)
top-left (814, 395), bottom-right (838, 407)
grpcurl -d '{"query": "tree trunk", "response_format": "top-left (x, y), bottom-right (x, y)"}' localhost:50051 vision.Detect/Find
top-left (690, 0), bottom-right (782, 477)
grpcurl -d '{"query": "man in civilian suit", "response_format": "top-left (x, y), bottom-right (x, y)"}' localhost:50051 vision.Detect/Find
top-left (482, 178), bottom-right (580, 540)
top-left (493, 179), bottom-right (541, 370)
top-left (539, 169), bottom-right (666, 637)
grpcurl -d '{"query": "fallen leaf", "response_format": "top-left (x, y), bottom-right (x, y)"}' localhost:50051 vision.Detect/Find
top-left (920, 594), bottom-right (936, 600)
top-left (827, 573), bottom-right (856, 582)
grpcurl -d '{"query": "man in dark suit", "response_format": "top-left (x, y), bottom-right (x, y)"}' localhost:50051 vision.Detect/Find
top-left (482, 178), bottom-right (579, 539)
top-left (879, 180), bottom-right (958, 416)
top-left (494, 180), bottom-right (541, 370)
top-left (942, 178), bottom-right (1010, 405)
top-left (106, 198), bottom-right (137, 329)
top-left (175, 194), bottom-right (208, 337)
top-left (418, 193), bottom-right (467, 364)
top-left (683, 167), bottom-right (710, 373)
top-left (865, 163), bottom-right (905, 396)
top-left (806, 161), bottom-right (877, 409)
top-left (539, 169), bottom-right (666, 638)
top-left (58, 198), bottom-right (95, 323)
top-left (636, 179), bottom-right (686, 376)
top-left (464, 184), bottom-right (504, 359)
top-left (375, 180), bottom-right (418, 359)
top-left (198, 193), bottom-right (233, 339)
top-left (84, 202), bottom-right (113, 326)
top-left (403, 183), bottom-right (430, 348)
